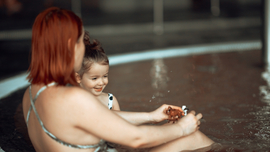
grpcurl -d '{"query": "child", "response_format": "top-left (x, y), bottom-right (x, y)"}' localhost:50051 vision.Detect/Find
top-left (75, 31), bottom-right (120, 111)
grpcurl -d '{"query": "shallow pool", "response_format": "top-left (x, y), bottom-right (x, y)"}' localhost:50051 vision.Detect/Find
top-left (1, 49), bottom-right (270, 151)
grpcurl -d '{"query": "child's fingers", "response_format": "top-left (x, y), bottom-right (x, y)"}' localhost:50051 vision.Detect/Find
top-left (169, 105), bottom-right (183, 112)
top-left (163, 104), bottom-right (183, 112)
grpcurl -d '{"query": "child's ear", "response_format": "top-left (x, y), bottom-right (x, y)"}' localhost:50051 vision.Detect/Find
top-left (75, 73), bottom-right (81, 84)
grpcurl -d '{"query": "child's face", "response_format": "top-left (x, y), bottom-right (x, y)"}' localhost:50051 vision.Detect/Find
top-left (79, 63), bottom-right (109, 96)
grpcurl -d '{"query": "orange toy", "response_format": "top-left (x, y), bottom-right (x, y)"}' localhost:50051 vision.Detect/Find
top-left (165, 106), bottom-right (184, 123)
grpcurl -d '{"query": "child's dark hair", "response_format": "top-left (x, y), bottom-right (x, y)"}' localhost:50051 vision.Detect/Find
top-left (77, 31), bottom-right (109, 76)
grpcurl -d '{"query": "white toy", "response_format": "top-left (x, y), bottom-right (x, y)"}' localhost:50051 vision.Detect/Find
top-left (182, 105), bottom-right (188, 116)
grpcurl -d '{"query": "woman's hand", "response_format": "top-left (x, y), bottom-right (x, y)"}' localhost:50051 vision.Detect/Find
top-left (149, 104), bottom-right (184, 123)
top-left (176, 110), bottom-right (202, 137)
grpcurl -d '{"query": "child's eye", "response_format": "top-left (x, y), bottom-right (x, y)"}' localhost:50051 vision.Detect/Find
top-left (104, 75), bottom-right (108, 78)
top-left (92, 78), bottom-right (97, 80)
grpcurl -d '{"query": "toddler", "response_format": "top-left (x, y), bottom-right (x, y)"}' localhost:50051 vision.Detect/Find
top-left (75, 31), bottom-right (120, 111)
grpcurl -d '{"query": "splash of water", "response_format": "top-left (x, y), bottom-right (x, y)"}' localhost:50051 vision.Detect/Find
top-left (150, 58), bottom-right (169, 99)
top-left (260, 66), bottom-right (270, 102)
top-left (244, 65), bottom-right (270, 150)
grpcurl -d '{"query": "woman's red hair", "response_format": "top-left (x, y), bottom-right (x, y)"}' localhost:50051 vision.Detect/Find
top-left (27, 7), bottom-right (83, 86)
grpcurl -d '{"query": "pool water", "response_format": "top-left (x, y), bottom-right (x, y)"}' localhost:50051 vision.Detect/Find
top-left (106, 49), bottom-right (270, 151)
top-left (1, 49), bottom-right (270, 151)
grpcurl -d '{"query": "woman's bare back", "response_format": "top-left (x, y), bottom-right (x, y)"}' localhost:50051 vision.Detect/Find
top-left (22, 84), bottom-right (103, 152)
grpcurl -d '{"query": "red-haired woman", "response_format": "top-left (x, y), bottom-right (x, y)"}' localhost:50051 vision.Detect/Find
top-left (22, 7), bottom-right (214, 152)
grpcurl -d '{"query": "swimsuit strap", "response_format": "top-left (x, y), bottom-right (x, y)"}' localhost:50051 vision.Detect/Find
top-left (26, 82), bottom-right (107, 150)
top-left (108, 93), bottom-right (113, 110)
top-left (26, 82), bottom-right (56, 125)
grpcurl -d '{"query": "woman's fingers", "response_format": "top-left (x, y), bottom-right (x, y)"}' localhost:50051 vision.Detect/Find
top-left (197, 120), bottom-right (201, 126)
top-left (195, 113), bottom-right (203, 120)
top-left (187, 111), bottom-right (202, 127)
top-left (188, 110), bottom-right (196, 115)
top-left (188, 110), bottom-right (202, 121)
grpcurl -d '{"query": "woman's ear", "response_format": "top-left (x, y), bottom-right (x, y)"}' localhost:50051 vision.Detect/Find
top-left (75, 73), bottom-right (81, 84)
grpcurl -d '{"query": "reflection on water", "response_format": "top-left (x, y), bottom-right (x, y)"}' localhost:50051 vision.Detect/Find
top-left (236, 67), bottom-right (270, 151)
top-left (201, 66), bottom-right (270, 151)
top-left (150, 58), bottom-right (169, 101)
top-left (247, 66), bottom-right (270, 149)
top-left (148, 58), bottom-right (270, 151)
top-left (209, 66), bottom-right (270, 151)
top-left (260, 66), bottom-right (270, 101)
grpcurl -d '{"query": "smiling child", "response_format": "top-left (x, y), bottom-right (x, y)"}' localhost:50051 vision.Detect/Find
top-left (75, 31), bottom-right (120, 111)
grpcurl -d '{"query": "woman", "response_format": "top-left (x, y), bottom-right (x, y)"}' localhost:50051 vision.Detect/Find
top-left (22, 7), bottom-right (214, 152)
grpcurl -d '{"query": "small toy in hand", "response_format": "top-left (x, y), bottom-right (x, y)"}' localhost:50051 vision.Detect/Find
top-left (165, 106), bottom-right (184, 123)
top-left (182, 105), bottom-right (189, 116)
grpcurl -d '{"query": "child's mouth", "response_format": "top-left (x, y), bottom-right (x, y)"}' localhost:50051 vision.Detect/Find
top-left (94, 88), bottom-right (102, 92)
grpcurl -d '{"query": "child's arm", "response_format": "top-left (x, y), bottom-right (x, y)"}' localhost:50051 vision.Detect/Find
top-left (112, 95), bottom-right (120, 110)
top-left (113, 104), bottom-right (183, 125)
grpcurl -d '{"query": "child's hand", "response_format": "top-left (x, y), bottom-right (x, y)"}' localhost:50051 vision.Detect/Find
top-left (176, 110), bottom-right (202, 137)
top-left (149, 104), bottom-right (183, 123)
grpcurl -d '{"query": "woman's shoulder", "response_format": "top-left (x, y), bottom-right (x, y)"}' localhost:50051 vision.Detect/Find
top-left (63, 86), bottom-right (96, 101)
top-left (55, 86), bottom-right (101, 113)
top-left (97, 92), bottom-right (109, 101)
top-left (99, 92), bottom-right (109, 97)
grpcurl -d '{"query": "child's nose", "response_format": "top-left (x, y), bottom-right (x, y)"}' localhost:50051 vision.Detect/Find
top-left (98, 79), bottom-right (105, 85)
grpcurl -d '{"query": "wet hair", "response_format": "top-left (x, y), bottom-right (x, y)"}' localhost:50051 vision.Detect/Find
top-left (77, 31), bottom-right (109, 76)
top-left (27, 7), bottom-right (83, 86)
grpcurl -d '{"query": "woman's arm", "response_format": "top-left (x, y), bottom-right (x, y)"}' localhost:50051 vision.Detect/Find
top-left (113, 104), bottom-right (183, 125)
top-left (71, 88), bottom-right (202, 148)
